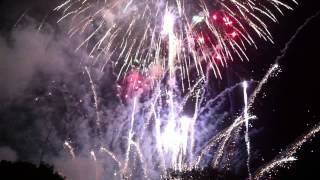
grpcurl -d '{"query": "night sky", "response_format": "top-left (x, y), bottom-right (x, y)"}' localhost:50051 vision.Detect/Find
top-left (0, 0), bottom-right (320, 179)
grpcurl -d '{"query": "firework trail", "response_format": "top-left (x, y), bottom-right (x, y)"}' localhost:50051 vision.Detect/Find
top-left (243, 81), bottom-right (251, 179)
top-left (254, 123), bottom-right (320, 179)
top-left (64, 141), bottom-right (75, 159)
top-left (274, 9), bottom-right (320, 65)
top-left (85, 66), bottom-right (101, 125)
top-left (14, 8), bottom-right (30, 28)
top-left (123, 97), bottom-right (138, 173)
top-left (91, 150), bottom-right (97, 161)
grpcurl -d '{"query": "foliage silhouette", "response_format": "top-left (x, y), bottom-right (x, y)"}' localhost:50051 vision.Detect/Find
top-left (0, 160), bottom-right (65, 180)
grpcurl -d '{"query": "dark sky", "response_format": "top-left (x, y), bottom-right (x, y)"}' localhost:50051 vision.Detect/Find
top-left (0, 0), bottom-right (320, 179)
top-left (247, 1), bottom-right (320, 179)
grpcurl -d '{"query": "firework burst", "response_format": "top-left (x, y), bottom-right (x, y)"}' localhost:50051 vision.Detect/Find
top-left (55, 0), bottom-right (297, 84)
top-left (49, 0), bottom-right (320, 180)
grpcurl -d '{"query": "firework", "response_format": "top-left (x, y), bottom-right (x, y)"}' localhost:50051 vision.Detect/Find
top-left (55, 0), bottom-right (297, 86)
top-left (50, 1), bottom-right (320, 180)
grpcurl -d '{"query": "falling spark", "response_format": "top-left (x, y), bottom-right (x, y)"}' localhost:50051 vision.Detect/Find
top-left (255, 123), bottom-right (320, 179)
top-left (100, 147), bottom-right (122, 168)
top-left (124, 97), bottom-right (138, 172)
top-left (91, 150), bottom-right (97, 161)
top-left (64, 141), bottom-right (75, 159)
top-left (243, 81), bottom-right (252, 179)
top-left (85, 66), bottom-right (100, 125)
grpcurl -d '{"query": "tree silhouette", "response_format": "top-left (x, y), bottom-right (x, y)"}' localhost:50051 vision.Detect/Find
top-left (166, 167), bottom-right (240, 180)
top-left (0, 160), bottom-right (65, 180)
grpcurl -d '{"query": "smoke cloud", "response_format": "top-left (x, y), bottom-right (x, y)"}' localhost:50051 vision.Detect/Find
top-left (0, 146), bottom-right (18, 162)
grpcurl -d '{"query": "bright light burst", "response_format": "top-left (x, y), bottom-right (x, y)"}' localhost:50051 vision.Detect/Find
top-left (55, 0), bottom-right (297, 84)
top-left (51, 0), bottom-right (320, 180)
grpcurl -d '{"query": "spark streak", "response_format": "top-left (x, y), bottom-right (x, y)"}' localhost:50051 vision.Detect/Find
top-left (124, 97), bottom-right (138, 173)
top-left (85, 66), bottom-right (100, 125)
top-left (64, 141), bottom-right (75, 159)
top-left (100, 147), bottom-right (122, 168)
top-left (255, 123), bottom-right (320, 179)
top-left (243, 81), bottom-right (252, 179)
